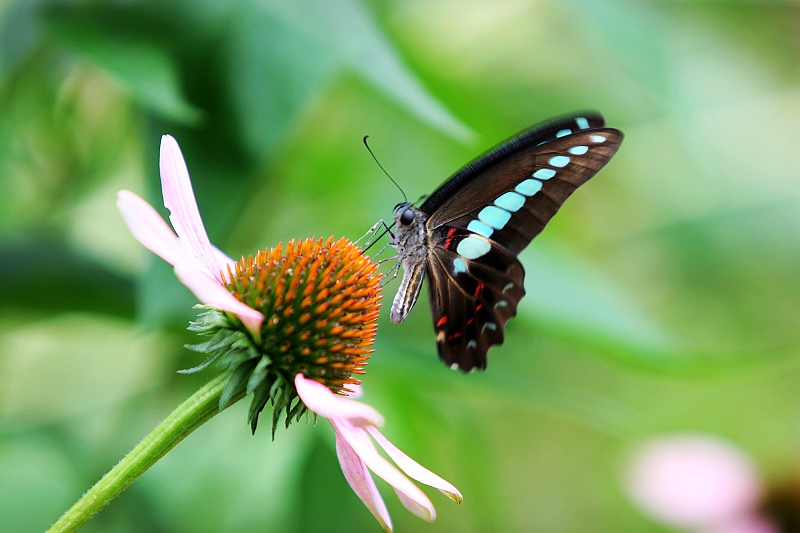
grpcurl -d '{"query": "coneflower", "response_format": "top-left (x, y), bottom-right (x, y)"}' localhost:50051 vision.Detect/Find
top-left (48, 135), bottom-right (460, 533)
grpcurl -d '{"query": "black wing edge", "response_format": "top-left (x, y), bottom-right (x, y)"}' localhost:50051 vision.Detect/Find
top-left (419, 111), bottom-right (607, 215)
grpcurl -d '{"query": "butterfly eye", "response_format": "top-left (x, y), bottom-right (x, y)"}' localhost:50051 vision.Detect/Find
top-left (400, 208), bottom-right (415, 225)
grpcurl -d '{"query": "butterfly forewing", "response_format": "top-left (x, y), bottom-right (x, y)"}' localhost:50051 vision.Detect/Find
top-left (422, 112), bottom-right (609, 222)
top-left (435, 128), bottom-right (622, 255)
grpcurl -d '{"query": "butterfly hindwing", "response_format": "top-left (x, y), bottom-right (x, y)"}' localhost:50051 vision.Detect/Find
top-left (426, 228), bottom-right (525, 370)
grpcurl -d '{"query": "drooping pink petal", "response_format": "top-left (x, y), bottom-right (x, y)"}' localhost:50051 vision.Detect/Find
top-left (173, 264), bottom-right (263, 334)
top-left (333, 418), bottom-right (435, 522)
top-left (159, 135), bottom-right (227, 281)
top-left (295, 374), bottom-right (384, 427)
top-left (333, 424), bottom-right (393, 532)
top-left (366, 426), bottom-right (463, 504)
top-left (343, 382), bottom-right (364, 399)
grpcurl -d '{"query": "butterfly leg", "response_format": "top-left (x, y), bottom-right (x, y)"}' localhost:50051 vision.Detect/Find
top-left (379, 259), bottom-right (402, 288)
top-left (356, 219), bottom-right (394, 246)
top-left (356, 219), bottom-right (396, 254)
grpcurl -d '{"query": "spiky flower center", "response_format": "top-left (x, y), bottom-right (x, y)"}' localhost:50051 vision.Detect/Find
top-left (226, 237), bottom-right (381, 392)
top-left (184, 237), bottom-right (381, 434)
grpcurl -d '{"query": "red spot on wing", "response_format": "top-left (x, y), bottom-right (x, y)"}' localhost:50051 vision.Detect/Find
top-left (466, 318), bottom-right (474, 325)
top-left (476, 303), bottom-right (483, 311)
top-left (436, 316), bottom-right (447, 327)
top-left (442, 227), bottom-right (459, 250)
top-left (447, 331), bottom-right (463, 340)
top-left (473, 282), bottom-right (484, 298)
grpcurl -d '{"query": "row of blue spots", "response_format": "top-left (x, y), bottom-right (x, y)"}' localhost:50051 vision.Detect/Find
top-left (457, 130), bottom-right (608, 261)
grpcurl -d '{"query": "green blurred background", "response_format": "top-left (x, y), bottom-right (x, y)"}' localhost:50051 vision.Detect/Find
top-left (1, 0), bottom-right (799, 531)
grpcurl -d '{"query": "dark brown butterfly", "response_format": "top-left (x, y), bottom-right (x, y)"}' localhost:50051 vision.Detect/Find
top-left (389, 111), bottom-right (623, 371)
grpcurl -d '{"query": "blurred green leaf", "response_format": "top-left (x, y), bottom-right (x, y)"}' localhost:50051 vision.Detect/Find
top-left (269, 0), bottom-right (473, 141)
top-left (45, 13), bottom-right (202, 125)
top-left (0, 238), bottom-right (135, 317)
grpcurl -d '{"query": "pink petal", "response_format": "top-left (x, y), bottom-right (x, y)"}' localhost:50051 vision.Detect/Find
top-left (173, 264), bottom-right (263, 334)
top-left (117, 190), bottom-right (183, 266)
top-left (333, 423), bottom-right (393, 532)
top-left (333, 419), bottom-right (435, 522)
top-left (295, 374), bottom-right (384, 427)
top-left (159, 135), bottom-right (227, 281)
top-left (212, 244), bottom-right (237, 272)
top-left (367, 426), bottom-right (463, 504)
top-left (626, 435), bottom-right (762, 529)
top-left (343, 382), bottom-right (364, 399)
top-left (117, 190), bottom-right (263, 334)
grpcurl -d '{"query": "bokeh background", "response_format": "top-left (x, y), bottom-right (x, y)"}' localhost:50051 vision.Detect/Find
top-left (1, 0), bottom-right (799, 531)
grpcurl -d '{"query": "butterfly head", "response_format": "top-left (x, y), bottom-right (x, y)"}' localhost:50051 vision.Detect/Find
top-left (394, 203), bottom-right (417, 226)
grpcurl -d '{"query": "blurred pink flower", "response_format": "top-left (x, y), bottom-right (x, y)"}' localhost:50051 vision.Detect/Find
top-left (116, 135), bottom-right (263, 334)
top-left (626, 434), bottom-right (777, 533)
top-left (295, 374), bottom-right (463, 532)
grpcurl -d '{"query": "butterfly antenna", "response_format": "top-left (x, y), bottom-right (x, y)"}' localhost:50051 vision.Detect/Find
top-left (363, 135), bottom-right (407, 203)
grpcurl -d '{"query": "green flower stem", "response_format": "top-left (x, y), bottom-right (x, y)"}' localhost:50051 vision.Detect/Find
top-left (48, 370), bottom-right (244, 533)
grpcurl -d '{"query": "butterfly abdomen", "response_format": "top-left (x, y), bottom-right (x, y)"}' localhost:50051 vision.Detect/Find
top-left (390, 204), bottom-right (430, 324)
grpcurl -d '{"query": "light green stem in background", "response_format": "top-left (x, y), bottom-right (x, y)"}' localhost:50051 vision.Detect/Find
top-left (48, 371), bottom-right (242, 533)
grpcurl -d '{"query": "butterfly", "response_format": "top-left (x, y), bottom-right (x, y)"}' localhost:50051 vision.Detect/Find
top-left (388, 111), bottom-right (623, 371)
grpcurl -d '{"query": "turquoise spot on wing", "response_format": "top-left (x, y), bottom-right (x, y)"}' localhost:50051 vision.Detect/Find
top-left (456, 236), bottom-right (491, 259)
top-left (569, 145), bottom-right (588, 155)
top-left (494, 191), bottom-right (526, 212)
top-left (478, 205), bottom-right (512, 230)
top-left (590, 134), bottom-right (606, 143)
top-left (549, 155), bottom-right (570, 168)
top-left (453, 257), bottom-right (467, 274)
top-left (516, 179), bottom-right (543, 196)
top-left (533, 168), bottom-right (557, 180)
top-left (556, 129), bottom-right (571, 138)
top-left (576, 117), bottom-right (590, 129)
top-left (467, 219), bottom-right (493, 238)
